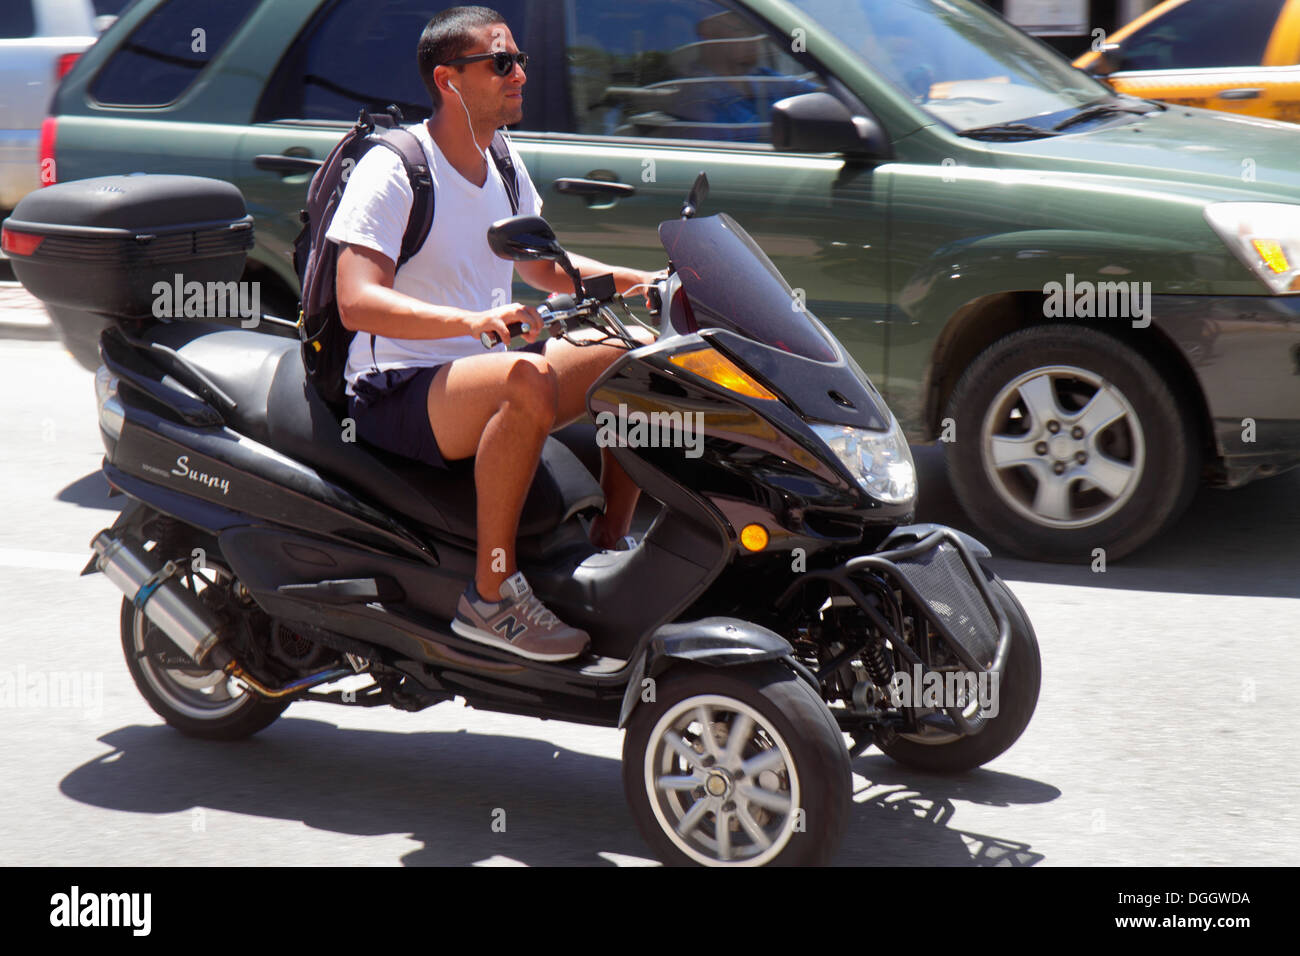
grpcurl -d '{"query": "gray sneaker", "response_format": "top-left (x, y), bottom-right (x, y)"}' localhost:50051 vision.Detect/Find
top-left (451, 572), bottom-right (590, 661)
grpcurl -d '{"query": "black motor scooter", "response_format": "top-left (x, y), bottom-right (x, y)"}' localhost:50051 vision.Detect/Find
top-left (4, 173), bottom-right (1039, 866)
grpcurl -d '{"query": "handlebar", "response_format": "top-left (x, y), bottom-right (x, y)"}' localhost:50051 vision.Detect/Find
top-left (477, 296), bottom-right (603, 349)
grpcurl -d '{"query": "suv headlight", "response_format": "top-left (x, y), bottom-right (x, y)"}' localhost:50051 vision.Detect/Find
top-left (1204, 202), bottom-right (1300, 295)
top-left (811, 417), bottom-right (916, 504)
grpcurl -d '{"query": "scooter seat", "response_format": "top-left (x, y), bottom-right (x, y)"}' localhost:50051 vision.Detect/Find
top-left (142, 324), bottom-right (605, 540)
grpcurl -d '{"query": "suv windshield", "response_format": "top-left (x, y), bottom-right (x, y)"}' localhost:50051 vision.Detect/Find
top-left (659, 213), bottom-right (838, 362)
top-left (786, 0), bottom-right (1112, 131)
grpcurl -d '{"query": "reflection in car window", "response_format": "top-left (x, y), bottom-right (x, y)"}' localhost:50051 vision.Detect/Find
top-left (91, 0), bottom-right (261, 106)
top-left (0, 0), bottom-right (36, 38)
top-left (258, 0), bottom-right (534, 126)
top-left (564, 0), bottom-right (824, 143)
top-left (1117, 0), bottom-right (1285, 71)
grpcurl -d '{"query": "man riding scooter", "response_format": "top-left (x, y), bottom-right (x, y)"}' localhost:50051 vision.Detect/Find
top-left (330, 6), bottom-right (659, 662)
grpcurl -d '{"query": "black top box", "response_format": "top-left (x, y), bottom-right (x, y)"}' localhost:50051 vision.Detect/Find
top-left (2, 174), bottom-right (254, 322)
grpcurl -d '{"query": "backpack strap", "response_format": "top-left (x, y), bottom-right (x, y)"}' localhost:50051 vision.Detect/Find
top-left (489, 129), bottom-right (521, 216)
top-left (362, 126), bottom-right (435, 374)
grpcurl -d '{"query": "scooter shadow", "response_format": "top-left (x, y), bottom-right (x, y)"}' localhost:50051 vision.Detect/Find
top-left (60, 716), bottom-right (1054, 866)
top-left (838, 754), bottom-right (1058, 866)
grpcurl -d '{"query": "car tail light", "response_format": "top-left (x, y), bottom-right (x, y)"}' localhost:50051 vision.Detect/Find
top-left (1, 227), bottom-right (44, 256)
top-left (39, 116), bottom-right (57, 186)
top-left (55, 53), bottom-right (80, 81)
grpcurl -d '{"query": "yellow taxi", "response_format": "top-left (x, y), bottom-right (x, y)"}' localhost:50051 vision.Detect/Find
top-left (1074, 0), bottom-right (1300, 123)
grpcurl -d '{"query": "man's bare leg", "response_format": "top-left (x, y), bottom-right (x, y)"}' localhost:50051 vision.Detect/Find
top-left (426, 352), bottom-right (557, 600)
top-left (535, 327), bottom-right (654, 548)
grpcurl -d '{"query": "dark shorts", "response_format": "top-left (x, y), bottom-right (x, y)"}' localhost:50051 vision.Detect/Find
top-left (346, 340), bottom-right (549, 470)
top-left (347, 364), bottom-right (447, 468)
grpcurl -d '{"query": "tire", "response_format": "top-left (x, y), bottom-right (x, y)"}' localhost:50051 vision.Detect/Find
top-left (623, 661), bottom-right (851, 866)
top-left (119, 552), bottom-right (288, 740)
top-left (944, 324), bottom-right (1199, 563)
top-left (874, 571), bottom-right (1041, 773)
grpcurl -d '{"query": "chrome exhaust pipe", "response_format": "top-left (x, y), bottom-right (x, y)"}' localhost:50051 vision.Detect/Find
top-left (90, 531), bottom-right (227, 666)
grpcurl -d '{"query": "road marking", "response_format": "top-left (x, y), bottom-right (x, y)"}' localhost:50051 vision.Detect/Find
top-left (0, 547), bottom-right (88, 571)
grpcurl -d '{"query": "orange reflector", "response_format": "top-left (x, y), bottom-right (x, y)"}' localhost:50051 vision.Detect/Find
top-left (1252, 239), bottom-right (1290, 274)
top-left (1, 227), bottom-right (44, 256)
top-left (740, 523), bottom-right (769, 551)
top-left (668, 348), bottom-right (777, 400)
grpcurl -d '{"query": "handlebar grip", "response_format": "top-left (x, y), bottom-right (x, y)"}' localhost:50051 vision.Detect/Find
top-left (480, 320), bottom-right (530, 349)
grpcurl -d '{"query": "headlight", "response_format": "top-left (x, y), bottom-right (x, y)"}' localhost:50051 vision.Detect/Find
top-left (811, 418), bottom-right (916, 504)
top-left (1204, 202), bottom-right (1300, 295)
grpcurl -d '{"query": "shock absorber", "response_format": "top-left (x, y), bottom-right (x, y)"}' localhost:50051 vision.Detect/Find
top-left (862, 638), bottom-right (893, 688)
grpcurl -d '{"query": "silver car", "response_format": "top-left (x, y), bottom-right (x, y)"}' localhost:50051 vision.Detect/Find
top-left (0, 0), bottom-right (127, 211)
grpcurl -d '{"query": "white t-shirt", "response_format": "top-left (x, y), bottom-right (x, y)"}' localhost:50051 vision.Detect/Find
top-left (324, 120), bottom-right (543, 397)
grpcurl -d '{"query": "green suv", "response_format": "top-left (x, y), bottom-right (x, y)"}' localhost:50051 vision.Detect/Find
top-left (37, 0), bottom-right (1300, 561)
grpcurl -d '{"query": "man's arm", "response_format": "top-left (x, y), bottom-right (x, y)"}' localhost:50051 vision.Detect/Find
top-left (336, 243), bottom-right (539, 344)
top-left (515, 254), bottom-right (658, 298)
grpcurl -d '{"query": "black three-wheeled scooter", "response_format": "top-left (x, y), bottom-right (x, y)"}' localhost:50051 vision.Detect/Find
top-left (3, 172), bottom-right (1040, 866)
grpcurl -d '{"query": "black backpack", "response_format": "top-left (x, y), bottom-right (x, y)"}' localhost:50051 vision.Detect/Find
top-left (293, 105), bottom-right (520, 412)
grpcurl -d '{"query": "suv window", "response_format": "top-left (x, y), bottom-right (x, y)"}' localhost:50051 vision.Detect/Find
top-left (91, 0), bottom-right (261, 106)
top-left (1, 0), bottom-right (36, 38)
top-left (256, 0), bottom-right (536, 126)
top-left (1118, 0), bottom-right (1285, 71)
top-left (564, 0), bottom-right (825, 143)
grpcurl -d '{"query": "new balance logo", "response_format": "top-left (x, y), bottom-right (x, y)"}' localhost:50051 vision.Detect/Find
top-left (494, 616), bottom-right (526, 642)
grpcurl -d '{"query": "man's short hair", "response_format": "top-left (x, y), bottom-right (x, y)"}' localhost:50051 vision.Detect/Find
top-left (417, 6), bottom-right (506, 110)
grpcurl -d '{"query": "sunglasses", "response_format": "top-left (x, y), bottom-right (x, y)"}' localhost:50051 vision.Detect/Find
top-left (441, 51), bottom-right (529, 76)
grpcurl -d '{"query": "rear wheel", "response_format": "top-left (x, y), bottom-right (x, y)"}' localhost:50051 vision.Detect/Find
top-left (120, 548), bottom-right (287, 740)
top-left (623, 662), bottom-right (851, 866)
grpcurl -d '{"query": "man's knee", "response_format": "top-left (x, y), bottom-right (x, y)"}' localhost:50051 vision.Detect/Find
top-left (504, 356), bottom-right (559, 426)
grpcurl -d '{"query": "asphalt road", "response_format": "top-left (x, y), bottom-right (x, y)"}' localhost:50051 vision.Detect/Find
top-left (2, 302), bottom-right (1297, 867)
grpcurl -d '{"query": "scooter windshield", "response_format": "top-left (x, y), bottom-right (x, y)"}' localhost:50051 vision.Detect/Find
top-left (659, 214), bottom-right (838, 362)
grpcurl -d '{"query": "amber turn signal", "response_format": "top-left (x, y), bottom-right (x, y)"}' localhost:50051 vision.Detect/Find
top-left (669, 348), bottom-right (777, 400)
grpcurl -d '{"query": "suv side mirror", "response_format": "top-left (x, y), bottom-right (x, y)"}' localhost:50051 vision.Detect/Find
top-left (771, 92), bottom-right (888, 158)
top-left (1085, 42), bottom-right (1125, 76)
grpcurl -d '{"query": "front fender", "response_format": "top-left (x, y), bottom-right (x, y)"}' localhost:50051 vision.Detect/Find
top-left (878, 523), bottom-right (991, 559)
top-left (616, 617), bottom-right (794, 729)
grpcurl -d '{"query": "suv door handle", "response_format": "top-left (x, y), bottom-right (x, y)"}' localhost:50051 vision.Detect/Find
top-left (1217, 88), bottom-right (1264, 100)
top-left (254, 154), bottom-right (324, 174)
top-left (553, 178), bottom-right (636, 199)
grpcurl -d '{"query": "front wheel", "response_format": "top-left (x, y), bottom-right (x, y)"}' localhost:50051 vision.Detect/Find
top-left (945, 324), bottom-right (1200, 562)
top-left (623, 662), bottom-right (851, 866)
top-left (874, 571), bottom-right (1041, 773)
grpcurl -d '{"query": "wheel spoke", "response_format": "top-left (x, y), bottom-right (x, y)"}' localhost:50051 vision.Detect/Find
top-left (694, 706), bottom-right (721, 759)
top-left (1081, 452), bottom-right (1135, 499)
top-left (1016, 374), bottom-right (1062, 432)
top-left (675, 797), bottom-right (711, 838)
top-left (1030, 472), bottom-right (1073, 522)
top-left (657, 773), bottom-right (704, 792)
top-left (989, 434), bottom-right (1041, 470)
top-left (1073, 385), bottom-right (1126, 437)
top-left (663, 730), bottom-right (701, 769)
top-left (736, 803), bottom-right (773, 849)
top-left (715, 808), bottom-right (733, 861)
top-left (741, 746), bottom-right (785, 778)
top-left (738, 781), bottom-right (792, 815)
top-left (723, 712), bottom-right (753, 767)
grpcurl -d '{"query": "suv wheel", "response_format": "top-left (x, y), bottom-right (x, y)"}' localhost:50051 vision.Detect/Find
top-left (944, 324), bottom-right (1199, 563)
